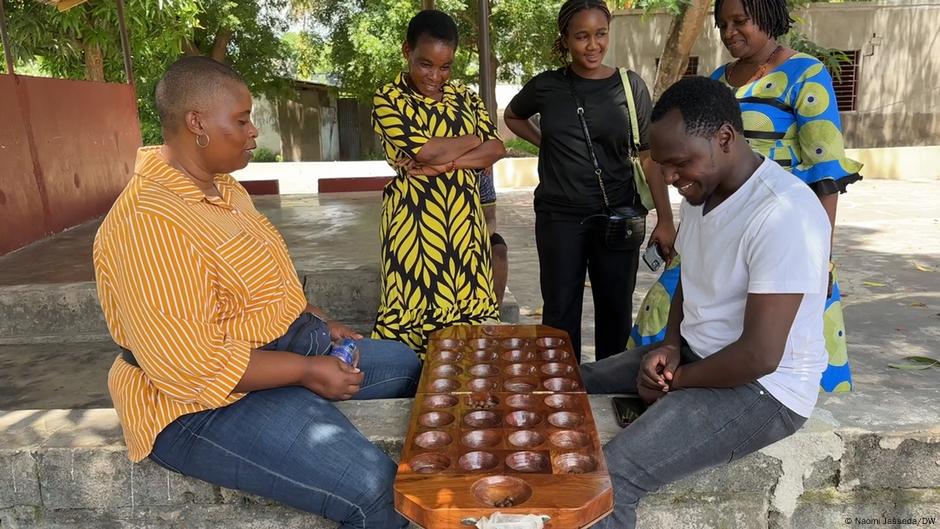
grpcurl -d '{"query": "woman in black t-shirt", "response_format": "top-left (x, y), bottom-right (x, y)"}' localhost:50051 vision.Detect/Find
top-left (505, 0), bottom-right (676, 362)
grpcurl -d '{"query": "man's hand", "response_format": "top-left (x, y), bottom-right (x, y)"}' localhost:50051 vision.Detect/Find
top-left (328, 320), bottom-right (363, 341)
top-left (637, 343), bottom-right (681, 403)
top-left (301, 356), bottom-right (363, 400)
top-left (648, 220), bottom-right (677, 264)
top-left (637, 383), bottom-right (664, 405)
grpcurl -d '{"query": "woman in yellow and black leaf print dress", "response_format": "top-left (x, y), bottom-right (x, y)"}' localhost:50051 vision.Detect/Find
top-left (371, 9), bottom-right (506, 357)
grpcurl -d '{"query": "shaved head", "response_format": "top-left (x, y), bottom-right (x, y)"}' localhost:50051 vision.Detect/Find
top-left (154, 56), bottom-right (246, 134)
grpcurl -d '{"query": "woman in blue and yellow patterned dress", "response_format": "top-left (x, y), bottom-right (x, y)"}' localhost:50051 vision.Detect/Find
top-left (631, 0), bottom-right (861, 392)
top-left (371, 10), bottom-right (505, 357)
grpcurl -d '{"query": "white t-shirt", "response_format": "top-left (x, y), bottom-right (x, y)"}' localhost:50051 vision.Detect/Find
top-left (675, 157), bottom-right (831, 417)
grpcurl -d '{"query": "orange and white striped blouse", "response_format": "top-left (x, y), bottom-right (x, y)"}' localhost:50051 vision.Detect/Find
top-left (94, 146), bottom-right (307, 462)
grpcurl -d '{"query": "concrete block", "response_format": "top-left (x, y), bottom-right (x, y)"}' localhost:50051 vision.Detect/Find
top-left (36, 453), bottom-right (219, 510)
top-left (0, 451), bottom-right (41, 508)
top-left (1, 504), bottom-right (333, 529)
top-left (0, 506), bottom-right (40, 529)
top-left (0, 283), bottom-right (108, 344)
top-left (638, 493), bottom-right (770, 529)
top-left (132, 460), bottom-right (219, 507)
top-left (0, 269), bottom-right (518, 346)
top-left (500, 288), bottom-right (520, 323)
top-left (662, 452), bottom-right (782, 495)
top-left (803, 456), bottom-right (841, 490)
top-left (0, 409), bottom-right (123, 450)
top-left (334, 398), bottom-right (411, 445)
top-left (218, 488), bottom-right (280, 507)
top-left (0, 269), bottom-right (388, 345)
top-left (789, 489), bottom-right (940, 529)
top-left (0, 349), bottom-right (115, 412)
top-left (301, 267), bottom-right (382, 328)
top-left (841, 434), bottom-right (940, 489)
top-left (38, 448), bottom-right (132, 510)
top-left (301, 267), bottom-right (521, 330)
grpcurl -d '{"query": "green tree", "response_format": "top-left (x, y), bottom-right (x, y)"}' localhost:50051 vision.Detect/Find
top-left (293, 0), bottom-right (567, 99)
top-left (643, 0), bottom-right (852, 98)
top-left (296, 0), bottom-right (848, 104)
top-left (2, 0), bottom-right (292, 144)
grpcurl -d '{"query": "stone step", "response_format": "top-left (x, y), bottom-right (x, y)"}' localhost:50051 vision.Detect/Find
top-left (2, 389), bottom-right (940, 529)
top-left (0, 268), bottom-right (520, 344)
top-left (0, 341), bottom-right (115, 411)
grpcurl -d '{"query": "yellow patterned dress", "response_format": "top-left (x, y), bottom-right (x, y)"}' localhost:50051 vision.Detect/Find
top-left (371, 74), bottom-right (499, 357)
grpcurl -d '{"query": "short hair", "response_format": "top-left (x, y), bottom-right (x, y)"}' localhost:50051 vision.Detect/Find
top-left (552, 0), bottom-right (612, 65)
top-left (406, 10), bottom-right (459, 49)
top-left (714, 0), bottom-right (793, 39)
top-left (651, 76), bottom-right (744, 137)
top-left (154, 56), bottom-right (246, 133)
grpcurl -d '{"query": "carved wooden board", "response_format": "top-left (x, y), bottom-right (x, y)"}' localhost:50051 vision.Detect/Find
top-left (395, 325), bottom-right (613, 528)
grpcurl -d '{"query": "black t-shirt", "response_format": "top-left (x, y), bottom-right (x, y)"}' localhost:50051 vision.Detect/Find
top-left (509, 67), bottom-right (652, 216)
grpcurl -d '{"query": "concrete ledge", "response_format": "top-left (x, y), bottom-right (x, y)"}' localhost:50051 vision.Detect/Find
top-left (0, 267), bottom-right (520, 344)
top-left (2, 390), bottom-right (939, 529)
top-left (231, 146), bottom-right (940, 196)
top-left (845, 145), bottom-right (940, 181)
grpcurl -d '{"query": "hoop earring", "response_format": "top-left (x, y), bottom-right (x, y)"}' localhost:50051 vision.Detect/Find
top-left (196, 134), bottom-right (210, 148)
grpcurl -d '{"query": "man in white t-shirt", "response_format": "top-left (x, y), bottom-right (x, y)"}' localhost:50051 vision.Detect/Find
top-left (582, 76), bottom-right (831, 529)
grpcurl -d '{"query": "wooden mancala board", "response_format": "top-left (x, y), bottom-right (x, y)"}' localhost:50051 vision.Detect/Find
top-left (394, 324), bottom-right (613, 528)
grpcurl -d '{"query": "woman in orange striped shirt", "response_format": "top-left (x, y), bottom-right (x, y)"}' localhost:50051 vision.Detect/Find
top-left (94, 56), bottom-right (418, 528)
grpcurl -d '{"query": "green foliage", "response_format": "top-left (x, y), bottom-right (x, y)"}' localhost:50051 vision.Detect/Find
top-left (294, 0), bottom-right (572, 99)
top-left (282, 31), bottom-right (332, 80)
top-left (783, 1), bottom-right (852, 81)
top-left (889, 356), bottom-right (940, 370)
top-left (632, 0), bottom-right (689, 16)
top-left (296, 0), bottom-right (842, 101)
top-left (1, 0), bottom-right (859, 147)
top-left (3, 0), bottom-right (292, 145)
top-left (489, 0), bottom-right (562, 81)
top-left (505, 137), bottom-right (539, 157)
top-left (783, 30), bottom-right (851, 82)
top-left (251, 146), bottom-right (281, 162)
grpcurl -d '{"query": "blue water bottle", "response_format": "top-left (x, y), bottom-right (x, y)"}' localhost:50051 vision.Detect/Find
top-left (330, 338), bottom-right (360, 368)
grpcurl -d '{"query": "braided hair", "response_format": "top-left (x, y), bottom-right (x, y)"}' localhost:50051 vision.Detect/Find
top-left (552, 0), bottom-right (612, 65)
top-left (714, 0), bottom-right (793, 39)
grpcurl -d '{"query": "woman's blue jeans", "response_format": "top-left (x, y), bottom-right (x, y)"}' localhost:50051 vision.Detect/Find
top-left (149, 313), bottom-right (420, 529)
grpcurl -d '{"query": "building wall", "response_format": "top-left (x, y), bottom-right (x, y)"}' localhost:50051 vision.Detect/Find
top-left (252, 95), bottom-right (283, 156)
top-left (608, 1), bottom-right (940, 148)
top-left (252, 82), bottom-right (340, 162)
top-left (0, 74), bottom-right (141, 256)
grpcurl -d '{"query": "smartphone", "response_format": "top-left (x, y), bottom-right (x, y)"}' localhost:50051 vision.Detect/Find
top-left (643, 244), bottom-right (664, 272)
top-left (612, 396), bottom-right (647, 428)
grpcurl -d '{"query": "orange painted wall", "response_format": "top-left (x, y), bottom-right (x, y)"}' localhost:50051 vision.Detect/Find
top-left (0, 74), bottom-right (141, 255)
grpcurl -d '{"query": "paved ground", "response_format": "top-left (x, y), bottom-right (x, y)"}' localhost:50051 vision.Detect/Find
top-left (0, 178), bottom-right (938, 424)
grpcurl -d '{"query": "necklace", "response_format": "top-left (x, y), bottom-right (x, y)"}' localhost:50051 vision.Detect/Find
top-left (728, 44), bottom-right (783, 86)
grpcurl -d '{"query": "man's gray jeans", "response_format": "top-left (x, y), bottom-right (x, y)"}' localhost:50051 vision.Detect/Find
top-left (581, 342), bottom-right (807, 529)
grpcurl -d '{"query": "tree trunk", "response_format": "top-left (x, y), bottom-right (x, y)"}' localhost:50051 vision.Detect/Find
top-left (475, 0), bottom-right (498, 121)
top-left (210, 29), bottom-right (232, 62)
top-left (182, 38), bottom-right (200, 56)
top-left (181, 28), bottom-right (230, 62)
top-left (83, 41), bottom-right (105, 82)
top-left (652, 0), bottom-right (710, 100)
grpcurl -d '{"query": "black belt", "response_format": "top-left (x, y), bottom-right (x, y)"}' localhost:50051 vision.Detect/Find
top-left (120, 347), bottom-right (141, 368)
